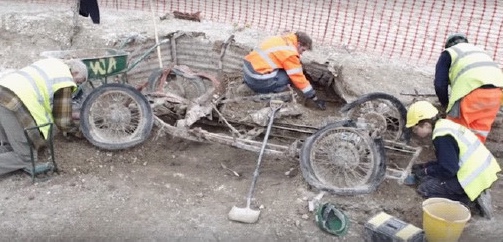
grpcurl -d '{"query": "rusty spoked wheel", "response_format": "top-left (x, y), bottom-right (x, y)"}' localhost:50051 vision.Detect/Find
top-left (339, 92), bottom-right (408, 141)
top-left (146, 67), bottom-right (213, 100)
top-left (80, 83), bottom-right (153, 150)
top-left (300, 120), bottom-right (386, 195)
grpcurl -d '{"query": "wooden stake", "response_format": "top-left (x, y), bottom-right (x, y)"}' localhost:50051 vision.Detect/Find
top-left (149, 0), bottom-right (163, 68)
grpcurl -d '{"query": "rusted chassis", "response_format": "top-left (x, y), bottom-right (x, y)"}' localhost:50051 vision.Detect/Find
top-left (79, 64), bottom-right (420, 196)
top-left (66, 32), bottom-right (420, 196)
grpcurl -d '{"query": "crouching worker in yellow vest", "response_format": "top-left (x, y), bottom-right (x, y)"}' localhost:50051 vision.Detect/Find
top-left (0, 58), bottom-right (88, 177)
top-left (406, 101), bottom-right (500, 219)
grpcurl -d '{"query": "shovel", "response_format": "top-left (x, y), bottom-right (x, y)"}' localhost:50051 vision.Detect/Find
top-left (228, 100), bottom-right (284, 223)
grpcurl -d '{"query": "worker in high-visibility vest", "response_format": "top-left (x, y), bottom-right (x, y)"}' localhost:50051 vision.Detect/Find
top-left (406, 101), bottom-right (500, 219)
top-left (0, 58), bottom-right (88, 176)
top-left (434, 33), bottom-right (503, 143)
top-left (242, 31), bottom-right (326, 110)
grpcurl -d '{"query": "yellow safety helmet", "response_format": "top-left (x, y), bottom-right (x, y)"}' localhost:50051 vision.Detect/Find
top-left (406, 101), bottom-right (439, 128)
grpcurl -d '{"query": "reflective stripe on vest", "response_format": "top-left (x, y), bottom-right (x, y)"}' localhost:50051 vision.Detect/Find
top-left (0, 59), bottom-right (76, 139)
top-left (244, 33), bottom-right (313, 93)
top-left (450, 49), bottom-right (488, 68)
top-left (286, 67), bottom-right (303, 75)
top-left (243, 62), bottom-right (278, 80)
top-left (20, 63), bottom-right (74, 109)
top-left (470, 129), bottom-right (490, 139)
top-left (255, 45), bottom-right (297, 70)
top-left (17, 69), bottom-right (53, 125)
top-left (432, 119), bottom-right (500, 200)
top-left (452, 61), bottom-right (499, 85)
top-left (449, 45), bottom-right (494, 86)
top-left (257, 43), bottom-right (310, 92)
top-left (300, 84), bottom-right (313, 93)
top-left (20, 63), bottom-right (58, 102)
top-left (445, 43), bottom-right (503, 112)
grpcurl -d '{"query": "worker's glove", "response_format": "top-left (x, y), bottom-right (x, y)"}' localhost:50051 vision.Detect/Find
top-left (414, 168), bottom-right (428, 179)
top-left (411, 163), bottom-right (427, 173)
top-left (438, 106), bottom-right (447, 119)
top-left (312, 96), bottom-right (326, 110)
top-left (63, 128), bottom-right (83, 140)
top-left (412, 164), bottom-right (428, 179)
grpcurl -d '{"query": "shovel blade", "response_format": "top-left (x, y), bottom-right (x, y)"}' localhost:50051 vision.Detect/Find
top-left (228, 205), bottom-right (261, 223)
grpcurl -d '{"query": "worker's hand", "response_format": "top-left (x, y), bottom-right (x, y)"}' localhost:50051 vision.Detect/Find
top-left (411, 163), bottom-right (427, 173)
top-left (311, 96), bottom-right (326, 110)
top-left (438, 106), bottom-right (447, 118)
top-left (72, 110), bottom-right (80, 120)
top-left (63, 126), bottom-right (83, 140)
top-left (314, 99), bottom-right (326, 110)
top-left (414, 168), bottom-right (428, 179)
top-left (412, 164), bottom-right (428, 179)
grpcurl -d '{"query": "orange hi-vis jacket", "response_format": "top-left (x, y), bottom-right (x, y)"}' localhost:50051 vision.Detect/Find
top-left (244, 33), bottom-right (314, 95)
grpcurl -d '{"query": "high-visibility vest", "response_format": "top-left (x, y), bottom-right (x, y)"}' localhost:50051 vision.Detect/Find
top-left (0, 58), bottom-right (77, 139)
top-left (244, 33), bottom-right (313, 95)
top-left (432, 119), bottom-right (501, 201)
top-left (446, 43), bottom-right (503, 112)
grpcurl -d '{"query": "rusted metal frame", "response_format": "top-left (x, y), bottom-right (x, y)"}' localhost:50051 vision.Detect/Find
top-left (383, 140), bottom-right (423, 184)
top-left (153, 116), bottom-right (292, 156)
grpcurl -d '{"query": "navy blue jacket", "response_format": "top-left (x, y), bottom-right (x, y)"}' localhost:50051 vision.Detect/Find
top-left (433, 51), bottom-right (451, 108)
top-left (425, 135), bottom-right (460, 178)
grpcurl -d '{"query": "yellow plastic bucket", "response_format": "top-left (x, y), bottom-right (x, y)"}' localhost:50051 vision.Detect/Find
top-left (422, 198), bottom-right (471, 242)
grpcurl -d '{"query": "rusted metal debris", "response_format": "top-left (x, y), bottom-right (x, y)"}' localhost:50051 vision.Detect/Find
top-left (173, 11), bottom-right (201, 22)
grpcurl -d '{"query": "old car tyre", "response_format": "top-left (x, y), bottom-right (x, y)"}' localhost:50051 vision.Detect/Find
top-left (80, 83), bottom-right (153, 150)
top-left (300, 120), bottom-right (386, 195)
top-left (339, 92), bottom-right (410, 142)
top-left (146, 67), bottom-right (209, 100)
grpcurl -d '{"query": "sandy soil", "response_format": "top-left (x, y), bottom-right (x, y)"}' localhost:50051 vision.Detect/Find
top-left (0, 2), bottom-right (502, 241)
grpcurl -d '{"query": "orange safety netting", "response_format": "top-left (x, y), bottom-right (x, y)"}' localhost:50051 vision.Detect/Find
top-left (24, 0), bottom-right (503, 67)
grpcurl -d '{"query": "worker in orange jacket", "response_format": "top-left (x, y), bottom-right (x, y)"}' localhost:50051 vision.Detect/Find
top-left (434, 33), bottom-right (503, 143)
top-left (243, 31), bottom-right (326, 110)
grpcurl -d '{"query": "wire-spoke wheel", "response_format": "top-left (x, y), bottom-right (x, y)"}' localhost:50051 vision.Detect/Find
top-left (80, 83), bottom-right (153, 150)
top-left (300, 120), bottom-right (386, 195)
top-left (310, 127), bottom-right (375, 188)
top-left (340, 92), bottom-right (408, 141)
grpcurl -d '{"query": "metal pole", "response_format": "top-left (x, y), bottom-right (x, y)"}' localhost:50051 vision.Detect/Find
top-left (72, 0), bottom-right (80, 35)
top-left (149, 0), bottom-right (163, 68)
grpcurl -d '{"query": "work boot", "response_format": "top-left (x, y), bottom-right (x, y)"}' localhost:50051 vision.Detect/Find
top-left (476, 190), bottom-right (493, 219)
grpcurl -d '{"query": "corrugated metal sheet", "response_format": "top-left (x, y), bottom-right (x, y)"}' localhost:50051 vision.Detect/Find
top-left (175, 35), bottom-right (219, 72)
top-left (222, 44), bottom-right (251, 73)
top-left (120, 31), bottom-right (248, 86)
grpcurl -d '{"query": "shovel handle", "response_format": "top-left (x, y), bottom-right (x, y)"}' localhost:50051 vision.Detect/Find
top-left (269, 99), bottom-right (284, 111)
top-left (245, 101), bottom-right (283, 208)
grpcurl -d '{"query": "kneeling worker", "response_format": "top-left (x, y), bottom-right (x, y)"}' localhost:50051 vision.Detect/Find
top-left (242, 31), bottom-right (326, 110)
top-left (0, 58), bottom-right (87, 177)
top-left (406, 100), bottom-right (500, 218)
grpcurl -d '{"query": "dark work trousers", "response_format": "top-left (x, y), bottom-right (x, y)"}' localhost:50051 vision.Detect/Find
top-left (0, 105), bottom-right (35, 175)
top-left (79, 0), bottom-right (100, 24)
top-left (417, 175), bottom-right (471, 205)
top-left (243, 61), bottom-right (290, 94)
